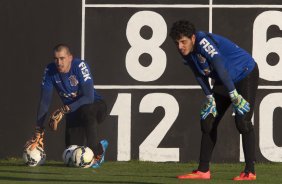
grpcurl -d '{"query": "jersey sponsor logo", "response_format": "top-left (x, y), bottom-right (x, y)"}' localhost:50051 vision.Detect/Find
top-left (199, 38), bottom-right (218, 58)
top-left (59, 91), bottom-right (78, 99)
top-left (69, 75), bottom-right (79, 86)
top-left (78, 62), bottom-right (91, 82)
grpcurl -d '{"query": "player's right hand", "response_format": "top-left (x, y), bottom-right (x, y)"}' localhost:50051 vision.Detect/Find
top-left (24, 126), bottom-right (44, 151)
top-left (200, 95), bottom-right (218, 120)
top-left (49, 105), bottom-right (70, 131)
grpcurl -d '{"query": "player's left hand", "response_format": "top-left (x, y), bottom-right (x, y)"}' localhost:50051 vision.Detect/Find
top-left (229, 89), bottom-right (250, 115)
top-left (200, 95), bottom-right (217, 120)
top-left (49, 105), bottom-right (70, 131)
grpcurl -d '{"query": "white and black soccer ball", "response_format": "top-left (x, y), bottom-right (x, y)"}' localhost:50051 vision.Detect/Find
top-left (71, 146), bottom-right (94, 168)
top-left (23, 146), bottom-right (46, 167)
top-left (62, 145), bottom-right (78, 166)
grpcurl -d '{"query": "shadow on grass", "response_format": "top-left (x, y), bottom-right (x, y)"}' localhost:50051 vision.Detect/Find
top-left (0, 169), bottom-right (63, 175)
top-left (42, 163), bottom-right (67, 167)
top-left (0, 162), bottom-right (24, 167)
top-left (0, 161), bottom-right (67, 168)
top-left (0, 176), bottom-right (161, 184)
top-left (107, 173), bottom-right (176, 179)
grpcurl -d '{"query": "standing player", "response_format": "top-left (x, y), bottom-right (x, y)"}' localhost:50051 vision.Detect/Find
top-left (170, 20), bottom-right (259, 180)
top-left (25, 44), bottom-right (108, 168)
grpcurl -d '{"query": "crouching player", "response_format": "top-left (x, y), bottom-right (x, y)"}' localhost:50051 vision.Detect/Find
top-left (25, 44), bottom-right (108, 168)
top-left (170, 20), bottom-right (259, 180)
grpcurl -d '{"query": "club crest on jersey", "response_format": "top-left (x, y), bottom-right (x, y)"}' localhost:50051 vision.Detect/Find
top-left (197, 54), bottom-right (211, 75)
top-left (199, 38), bottom-right (218, 58)
top-left (197, 54), bottom-right (206, 63)
top-left (78, 62), bottom-right (91, 82)
top-left (69, 75), bottom-right (79, 86)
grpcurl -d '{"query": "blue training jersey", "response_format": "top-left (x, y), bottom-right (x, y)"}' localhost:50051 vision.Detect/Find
top-left (182, 31), bottom-right (256, 96)
top-left (37, 58), bottom-right (102, 126)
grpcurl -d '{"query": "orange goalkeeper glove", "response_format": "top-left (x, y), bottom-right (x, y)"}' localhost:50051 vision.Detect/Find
top-left (49, 105), bottom-right (70, 131)
top-left (24, 126), bottom-right (44, 151)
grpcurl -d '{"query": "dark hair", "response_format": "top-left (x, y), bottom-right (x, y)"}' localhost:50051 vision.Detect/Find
top-left (169, 20), bottom-right (196, 40)
top-left (53, 43), bottom-right (72, 55)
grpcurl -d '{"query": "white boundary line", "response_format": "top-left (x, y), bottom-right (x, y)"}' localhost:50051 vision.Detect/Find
top-left (85, 4), bottom-right (209, 8)
top-left (94, 85), bottom-right (282, 89)
top-left (213, 4), bottom-right (282, 8)
top-left (209, 0), bottom-right (213, 33)
top-left (84, 4), bottom-right (282, 8)
top-left (81, 0), bottom-right (86, 60)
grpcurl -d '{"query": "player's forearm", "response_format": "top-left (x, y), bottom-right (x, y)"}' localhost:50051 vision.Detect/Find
top-left (196, 76), bottom-right (212, 96)
top-left (36, 88), bottom-right (53, 127)
top-left (68, 95), bottom-right (94, 112)
top-left (212, 57), bottom-right (235, 92)
top-left (189, 61), bottom-right (213, 96)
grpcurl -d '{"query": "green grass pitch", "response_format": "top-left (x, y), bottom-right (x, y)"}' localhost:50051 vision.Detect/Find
top-left (0, 158), bottom-right (281, 184)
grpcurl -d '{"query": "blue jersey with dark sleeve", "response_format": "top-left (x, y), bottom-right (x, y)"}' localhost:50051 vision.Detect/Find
top-left (37, 58), bottom-right (102, 126)
top-left (183, 31), bottom-right (256, 96)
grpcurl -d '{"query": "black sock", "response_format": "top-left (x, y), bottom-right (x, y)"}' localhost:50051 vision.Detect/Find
top-left (242, 130), bottom-right (256, 174)
top-left (198, 162), bottom-right (209, 172)
top-left (93, 143), bottom-right (103, 156)
top-left (244, 162), bottom-right (255, 174)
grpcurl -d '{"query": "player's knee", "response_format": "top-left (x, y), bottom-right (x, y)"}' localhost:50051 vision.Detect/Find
top-left (79, 104), bottom-right (96, 122)
top-left (201, 114), bottom-right (215, 134)
top-left (235, 116), bottom-right (254, 134)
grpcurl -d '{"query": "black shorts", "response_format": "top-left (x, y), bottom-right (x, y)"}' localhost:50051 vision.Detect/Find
top-left (212, 63), bottom-right (259, 123)
top-left (64, 99), bottom-right (107, 150)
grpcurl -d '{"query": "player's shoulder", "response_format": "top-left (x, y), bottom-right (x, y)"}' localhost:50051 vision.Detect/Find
top-left (45, 63), bottom-right (57, 74)
top-left (196, 31), bottom-right (207, 38)
top-left (195, 31), bottom-right (208, 40)
top-left (71, 58), bottom-right (88, 68)
top-left (71, 58), bottom-right (93, 82)
top-left (195, 31), bottom-right (215, 44)
top-left (195, 31), bottom-right (220, 58)
top-left (195, 31), bottom-right (209, 47)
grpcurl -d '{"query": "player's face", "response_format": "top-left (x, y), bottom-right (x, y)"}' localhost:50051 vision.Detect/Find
top-left (176, 35), bottom-right (196, 56)
top-left (54, 49), bottom-right (73, 73)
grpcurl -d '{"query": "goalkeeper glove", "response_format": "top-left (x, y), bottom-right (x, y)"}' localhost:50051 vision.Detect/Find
top-left (49, 105), bottom-right (70, 131)
top-left (229, 89), bottom-right (250, 115)
top-left (200, 95), bottom-right (218, 120)
top-left (24, 126), bottom-right (44, 151)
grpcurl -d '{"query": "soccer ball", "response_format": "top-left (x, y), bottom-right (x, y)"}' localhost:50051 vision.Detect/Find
top-left (23, 146), bottom-right (46, 166)
top-left (71, 146), bottom-right (94, 168)
top-left (62, 145), bottom-right (78, 166)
